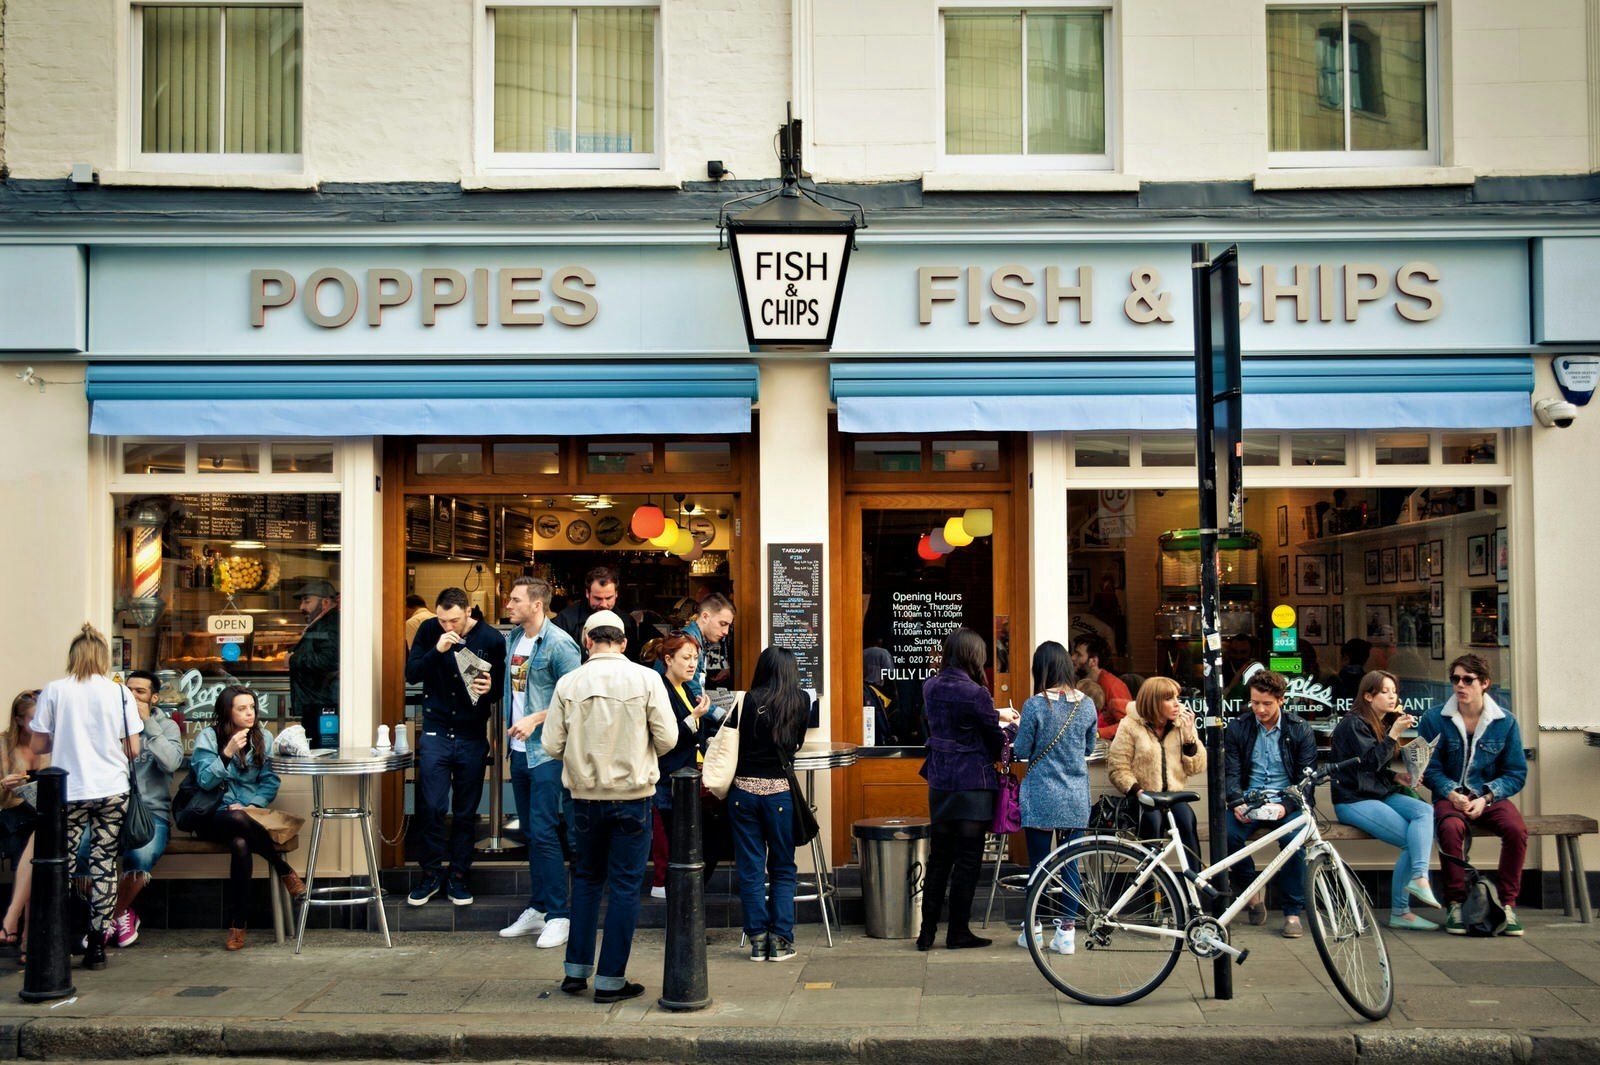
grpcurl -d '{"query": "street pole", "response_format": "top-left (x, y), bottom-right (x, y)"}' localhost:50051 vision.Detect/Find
top-left (658, 767), bottom-right (711, 1012)
top-left (1191, 242), bottom-right (1241, 1001)
top-left (20, 768), bottom-right (75, 1003)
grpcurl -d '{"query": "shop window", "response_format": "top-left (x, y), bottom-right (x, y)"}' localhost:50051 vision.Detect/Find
top-left (586, 441), bottom-right (653, 475)
top-left (1442, 431), bottom-right (1496, 465)
top-left (271, 443), bottom-right (334, 474)
top-left (1267, 4), bottom-right (1435, 167)
top-left (1140, 434), bottom-right (1194, 468)
top-left (198, 442), bottom-right (260, 474)
top-left (1292, 433), bottom-right (1347, 466)
top-left (1074, 434), bottom-right (1130, 468)
top-left (132, 4), bottom-right (303, 170)
top-left (665, 441), bottom-right (731, 475)
top-left (854, 441), bottom-right (922, 473)
top-left (942, 6), bottom-right (1112, 168)
top-left (492, 442), bottom-right (562, 476)
top-left (415, 443), bottom-right (484, 476)
top-left (1375, 432), bottom-right (1429, 465)
top-left (124, 441), bottom-right (187, 475)
top-left (487, 3), bottom-right (660, 169)
top-left (1243, 433), bottom-right (1281, 466)
top-left (933, 439), bottom-right (1000, 473)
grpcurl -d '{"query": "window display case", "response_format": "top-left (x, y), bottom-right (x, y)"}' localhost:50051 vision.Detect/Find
top-left (1153, 529), bottom-right (1265, 685)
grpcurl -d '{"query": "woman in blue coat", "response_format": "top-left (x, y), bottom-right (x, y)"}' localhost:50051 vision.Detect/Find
top-left (1013, 641), bottom-right (1098, 955)
top-left (916, 628), bottom-right (1017, 951)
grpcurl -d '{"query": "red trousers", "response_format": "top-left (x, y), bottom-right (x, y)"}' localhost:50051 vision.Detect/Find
top-left (1433, 798), bottom-right (1527, 908)
top-left (650, 806), bottom-right (670, 888)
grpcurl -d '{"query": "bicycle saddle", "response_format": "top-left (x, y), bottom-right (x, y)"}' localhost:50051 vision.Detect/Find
top-left (1136, 790), bottom-right (1200, 809)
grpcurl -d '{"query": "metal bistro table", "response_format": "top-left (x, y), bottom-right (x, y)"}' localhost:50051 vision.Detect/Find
top-left (270, 747), bottom-right (413, 954)
top-left (792, 741), bottom-right (857, 947)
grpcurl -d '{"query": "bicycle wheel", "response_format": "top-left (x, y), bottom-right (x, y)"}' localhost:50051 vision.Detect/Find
top-left (1306, 852), bottom-right (1394, 1020)
top-left (1024, 839), bottom-right (1186, 1006)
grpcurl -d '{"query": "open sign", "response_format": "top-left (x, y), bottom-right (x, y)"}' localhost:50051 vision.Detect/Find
top-left (207, 614), bottom-right (255, 635)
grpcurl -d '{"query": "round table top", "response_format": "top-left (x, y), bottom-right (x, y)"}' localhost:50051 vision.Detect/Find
top-left (793, 741), bottom-right (858, 771)
top-left (1586, 728), bottom-right (1600, 749)
top-left (269, 748), bottom-right (415, 775)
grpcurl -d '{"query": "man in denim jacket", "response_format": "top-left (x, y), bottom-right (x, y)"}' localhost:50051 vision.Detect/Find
top-left (1417, 653), bottom-right (1529, 935)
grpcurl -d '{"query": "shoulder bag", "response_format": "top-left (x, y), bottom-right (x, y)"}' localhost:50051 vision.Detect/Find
top-left (118, 688), bottom-right (158, 854)
top-left (1437, 811), bottom-right (1507, 937)
top-left (775, 721), bottom-right (820, 847)
top-left (173, 727), bottom-right (225, 833)
top-left (701, 698), bottom-right (744, 800)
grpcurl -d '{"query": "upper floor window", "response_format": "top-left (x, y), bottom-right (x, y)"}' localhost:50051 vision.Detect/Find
top-left (941, 5), bottom-right (1112, 170)
top-left (132, 4), bottom-right (303, 170)
top-left (1268, 4), bottom-right (1437, 167)
top-left (486, 3), bottom-right (660, 169)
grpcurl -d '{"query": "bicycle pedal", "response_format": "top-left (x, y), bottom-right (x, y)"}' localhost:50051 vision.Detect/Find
top-left (1234, 948), bottom-right (1250, 966)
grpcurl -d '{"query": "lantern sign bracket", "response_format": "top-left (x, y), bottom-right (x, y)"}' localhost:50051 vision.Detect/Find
top-left (717, 104), bottom-right (866, 252)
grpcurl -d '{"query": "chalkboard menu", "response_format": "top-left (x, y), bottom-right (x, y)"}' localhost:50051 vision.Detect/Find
top-left (405, 496), bottom-right (433, 552)
top-left (501, 509), bottom-right (536, 563)
top-left (768, 543), bottom-right (824, 693)
top-left (170, 493), bottom-right (338, 546)
top-left (454, 501), bottom-right (491, 557)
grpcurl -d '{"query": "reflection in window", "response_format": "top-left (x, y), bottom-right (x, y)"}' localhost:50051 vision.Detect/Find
top-left (933, 439), bottom-right (999, 472)
top-left (665, 441), bottom-right (732, 474)
top-left (586, 441), bottom-right (652, 475)
top-left (1375, 432), bottom-right (1429, 465)
top-left (1441, 432), bottom-right (1496, 465)
top-left (198, 442), bottom-right (259, 474)
top-left (493, 442), bottom-right (561, 476)
top-left (1140, 434), bottom-right (1194, 467)
top-left (271, 443), bottom-right (334, 474)
top-left (1292, 433), bottom-right (1347, 466)
top-left (1074, 434), bottom-right (1130, 467)
top-left (1243, 433), bottom-right (1281, 466)
top-left (415, 444), bottom-right (483, 476)
top-left (853, 441), bottom-right (922, 473)
top-left (124, 442), bottom-right (186, 475)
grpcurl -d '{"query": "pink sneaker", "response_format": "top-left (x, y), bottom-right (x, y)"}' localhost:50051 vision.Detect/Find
top-left (112, 910), bottom-right (140, 948)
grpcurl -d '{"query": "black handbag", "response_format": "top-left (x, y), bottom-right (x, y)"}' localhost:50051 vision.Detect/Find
top-left (1438, 812), bottom-right (1507, 937)
top-left (787, 770), bottom-right (820, 846)
top-left (118, 689), bottom-right (158, 854)
top-left (173, 727), bottom-right (224, 832)
top-left (1088, 793), bottom-right (1138, 837)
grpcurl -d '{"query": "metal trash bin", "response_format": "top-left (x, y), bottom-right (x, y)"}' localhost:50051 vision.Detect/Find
top-left (852, 816), bottom-right (932, 939)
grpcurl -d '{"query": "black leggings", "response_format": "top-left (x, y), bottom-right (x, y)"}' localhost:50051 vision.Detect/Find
top-left (923, 818), bottom-right (989, 934)
top-left (197, 808), bottom-right (293, 928)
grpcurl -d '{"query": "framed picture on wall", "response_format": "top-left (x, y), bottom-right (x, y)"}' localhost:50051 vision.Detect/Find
top-left (1331, 604), bottom-right (1345, 646)
top-left (1365, 550), bottom-right (1380, 585)
top-left (1330, 554), bottom-right (1344, 595)
top-left (1498, 591), bottom-right (1511, 646)
top-left (1418, 545), bottom-right (1431, 580)
top-left (1429, 581), bottom-right (1444, 618)
top-left (1365, 604), bottom-right (1394, 641)
top-left (1296, 554), bottom-right (1327, 596)
top-left (1430, 539), bottom-right (1445, 576)
top-left (1279, 555), bottom-right (1290, 597)
top-left (1277, 505), bottom-right (1289, 547)
top-left (1301, 605), bottom-right (1329, 645)
top-left (1068, 569), bottom-right (1089, 603)
top-left (1398, 543), bottom-right (1416, 583)
top-left (1468, 534), bottom-right (1489, 576)
top-left (1380, 548), bottom-right (1397, 584)
top-left (1495, 527), bottom-right (1509, 582)
top-left (1431, 623), bottom-right (1445, 660)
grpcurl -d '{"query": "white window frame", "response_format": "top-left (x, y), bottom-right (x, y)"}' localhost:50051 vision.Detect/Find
top-left (127, 1), bottom-right (306, 174)
top-left (1266, 1), bottom-right (1440, 170)
top-left (936, 1), bottom-right (1117, 173)
top-left (478, 0), bottom-right (664, 172)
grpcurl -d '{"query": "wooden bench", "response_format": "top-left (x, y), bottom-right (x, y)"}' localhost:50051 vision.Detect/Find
top-left (164, 835), bottom-right (301, 943)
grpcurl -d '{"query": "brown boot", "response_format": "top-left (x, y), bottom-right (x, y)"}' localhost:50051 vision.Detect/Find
top-left (225, 927), bottom-right (247, 952)
top-left (280, 871), bottom-right (307, 901)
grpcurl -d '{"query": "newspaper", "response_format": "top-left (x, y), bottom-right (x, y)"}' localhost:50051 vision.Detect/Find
top-left (454, 644), bottom-right (494, 705)
top-left (1393, 733), bottom-right (1439, 785)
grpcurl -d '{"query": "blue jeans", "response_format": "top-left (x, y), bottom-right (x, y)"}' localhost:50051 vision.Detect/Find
top-left (416, 731), bottom-right (488, 880)
top-left (1024, 827), bottom-right (1080, 924)
top-left (510, 756), bottom-right (571, 918)
top-left (564, 797), bottom-right (652, 990)
top-left (1335, 795), bottom-right (1434, 917)
top-left (74, 816), bottom-right (171, 877)
top-left (729, 786), bottom-right (798, 941)
top-left (1226, 813), bottom-right (1306, 917)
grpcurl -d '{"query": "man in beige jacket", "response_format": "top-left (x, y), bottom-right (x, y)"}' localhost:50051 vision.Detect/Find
top-left (542, 609), bottom-right (677, 1005)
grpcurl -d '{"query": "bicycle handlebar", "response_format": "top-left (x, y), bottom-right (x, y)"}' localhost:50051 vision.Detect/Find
top-left (1232, 757), bottom-right (1361, 813)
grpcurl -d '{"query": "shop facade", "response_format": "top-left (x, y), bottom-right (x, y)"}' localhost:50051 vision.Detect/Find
top-left (2, 214), bottom-right (1597, 892)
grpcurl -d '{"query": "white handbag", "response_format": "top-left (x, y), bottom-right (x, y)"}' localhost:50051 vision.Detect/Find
top-left (701, 697), bottom-right (745, 800)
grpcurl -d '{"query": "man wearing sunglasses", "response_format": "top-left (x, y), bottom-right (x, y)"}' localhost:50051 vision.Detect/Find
top-left (1417, 654), bottom-right (1529, 935)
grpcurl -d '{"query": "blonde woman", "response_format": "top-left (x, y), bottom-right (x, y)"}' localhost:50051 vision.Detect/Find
top-left (31, 625), bottom-right (142, 971)
top-left (1, 690), bottom-right (45, 955)
top-left (1107, 677), bottom-right (1206, 860)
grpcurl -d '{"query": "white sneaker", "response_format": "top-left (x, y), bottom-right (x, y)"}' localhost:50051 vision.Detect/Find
top-left (650, 885), bottom-right (667, 899)
top-left (499, 906), bottom-right (546, 938)
top-left (536, 917), bottom-right (571, 949)
top-left (1016, 923), bottom-right (1042, 948)
top-left (1049, 922), bottom-right (1076, 955)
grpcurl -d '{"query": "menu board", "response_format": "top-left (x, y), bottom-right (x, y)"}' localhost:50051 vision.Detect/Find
top-left (454, 500), bottom-right (491, 557)
top-left (170, 493), bottom-right (338, 545)
top-left (501, 509), bottom-right (536, 563)
top-left (768, 543), bottom-right (824, 693)
top-left (405, 496), bottom-right (433, 552)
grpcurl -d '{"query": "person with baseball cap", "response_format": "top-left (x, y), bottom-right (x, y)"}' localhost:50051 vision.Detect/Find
top-left (289, 579), bottom-right (339, 744)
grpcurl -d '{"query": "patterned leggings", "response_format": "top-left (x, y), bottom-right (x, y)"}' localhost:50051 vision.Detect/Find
top-left (66, 792), bottom-right (129, 933)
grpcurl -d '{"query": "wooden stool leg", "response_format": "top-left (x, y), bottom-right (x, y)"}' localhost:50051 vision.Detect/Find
top-left (1558, 836), bottom-right (1575, 918)
top-left (269, 861), bottom-right (286, 944)
top-left (1569, 836), bottom-right (1593, 923)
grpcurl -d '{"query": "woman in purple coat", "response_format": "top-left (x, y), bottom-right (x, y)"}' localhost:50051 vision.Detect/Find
top-left (916, 628), bottom-right (1017, 950)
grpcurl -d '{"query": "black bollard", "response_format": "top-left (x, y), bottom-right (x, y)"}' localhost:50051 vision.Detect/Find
top-left (20, 768), bottom-right (75, 1002)
top-left (658, 767), bottom-right (711, 1012)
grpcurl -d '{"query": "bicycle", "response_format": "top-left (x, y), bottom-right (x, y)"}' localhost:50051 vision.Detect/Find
top-left (1023, 757), bottom-right (1393, 1020)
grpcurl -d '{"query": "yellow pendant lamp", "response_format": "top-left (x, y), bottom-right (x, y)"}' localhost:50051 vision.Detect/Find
top-left (943, 516), bottom-right (974, 547)
top-left (669, 526), bottom-right (697, 556)
top-left (650, 523), bottom-right (682, 549)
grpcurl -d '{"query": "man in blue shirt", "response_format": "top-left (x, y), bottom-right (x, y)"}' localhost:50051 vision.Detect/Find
top-left (498, 575), bottom-right (582, 948)
top-left (654, 593), bottom-right (736, 703)
top-left (1223, 668), bottom-right (1319, 938)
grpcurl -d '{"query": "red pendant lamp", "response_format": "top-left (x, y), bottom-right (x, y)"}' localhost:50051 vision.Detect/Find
top-left (630, 502), bottom-right (667, 539)
top-left (917, 534), bottom-right (941, 561)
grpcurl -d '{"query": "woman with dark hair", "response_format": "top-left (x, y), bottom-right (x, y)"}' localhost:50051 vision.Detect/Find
top-left (190, 686), bottom-right (305, 951)
top-left (728, 646), bottom-right (810, 962)
top-left (1013, 642), bottom-right (1097, 954)
top-left (1, 690), bottom-right (44, 954)
top-left (916, 627), bottom-right (1017, 951)
top-left (640, 631), bottom-right (711, 896)
top-left (1107, 676), bottom-right (1206, 861)
top-left (31, 624), bottom-right (141, 971)
top-left (1331, 670), bottom-right (1439, 931)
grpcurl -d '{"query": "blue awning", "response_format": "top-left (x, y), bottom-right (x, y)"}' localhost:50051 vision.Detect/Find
top-left (830, 357), bottom-right (1535, 433)
top-left (88, 362), bottom-right (760, 437)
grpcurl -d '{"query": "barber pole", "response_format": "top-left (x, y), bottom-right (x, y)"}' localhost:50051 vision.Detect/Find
top-left (132, 525), bottom-right (162, 600)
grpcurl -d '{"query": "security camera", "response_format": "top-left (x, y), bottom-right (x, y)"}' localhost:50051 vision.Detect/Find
top-left (1534, 397), bottom-right (1578, 429)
